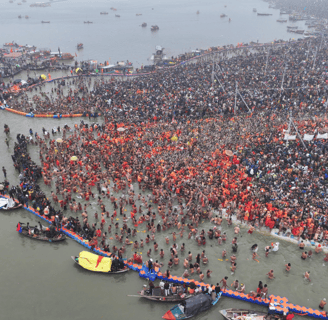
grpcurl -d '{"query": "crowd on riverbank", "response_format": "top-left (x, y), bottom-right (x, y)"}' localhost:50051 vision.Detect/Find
top-left (3, 36), bottom-right (327, 120)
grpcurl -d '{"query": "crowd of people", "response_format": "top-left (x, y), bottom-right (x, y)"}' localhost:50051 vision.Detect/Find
top-left (1, 29), bottom-right (328, 310)
top-left (5, 35), bottom-right (328, 121)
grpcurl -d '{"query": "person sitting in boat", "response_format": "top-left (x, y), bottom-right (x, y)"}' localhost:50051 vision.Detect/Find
top-left (33, 225), bottom-right (40, 235)
top-left (111, 257), bottom-right (121, 271)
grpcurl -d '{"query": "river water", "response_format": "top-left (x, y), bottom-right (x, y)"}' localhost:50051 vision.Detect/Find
top-left (1, 0), bottom-right (308, 67)
top-left (1, 1), bottom-right (327, 320)
top-left (1, 86), bottom-right (328, 320)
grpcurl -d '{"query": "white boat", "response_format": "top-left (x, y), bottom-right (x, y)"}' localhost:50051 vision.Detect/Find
top-left (0, 198), bottom-right (22, 210)
top-left (220, 309), bottom-right (283, 320)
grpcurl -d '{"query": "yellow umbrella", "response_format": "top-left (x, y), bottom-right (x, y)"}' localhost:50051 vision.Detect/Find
top-left (75, 68), bottom-right (82, 73)
top-left (70, 156), bottom-right (78, 161)
top-left (56, 138), bottom-right (63, 143)
top-left (40, 74), bottom-right (47, 80)
top-left (171, 136), bottom-right (178, 141)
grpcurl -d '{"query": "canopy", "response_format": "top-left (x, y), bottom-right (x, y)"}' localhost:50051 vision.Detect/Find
top-left (183, 294), bottom-right (213, 318)
top-left (284, 134), bottom-right (296, 141)
top-left (70, 156), bottom-right (78, 161)
top-left (303, 134), bottom-right (314, 141)
top-left (75, 68), bottom-right (82, 73)
top-left (0, 198), bottom-right (15, 209)
top-left (78, 251), bottom-right (112, 272)
top-left (317, 133), bottom-right (328, 139)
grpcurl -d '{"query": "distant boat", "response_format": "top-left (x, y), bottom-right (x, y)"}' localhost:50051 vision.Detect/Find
top-left (110, 7), bottom-right (117, 11)
top-left (141, 22), bottom-right (147, 27)
top-left (151, 25), bottom-right (159, 31)
top-left (18, 2), bottom-right (22, 5)
top-left (9, 0), bottom-right (13, 3)
top-left (136, 13), bottom-right (142, 16)
top-left (18, 15), bottom-right (22, 18)
top-left (84, 21), bottom-right (93, 23)
top-left (257, 13), bottom-right (272, 16)
top-left (77, 43), bottom-right (83, 50)
top-left (287, 26), bottom-right (298, 29)
top-left (220, 14), bottom-right (227, 18)
top-left (253, 8), bottom-right (257, 12)
top-left (22, 0), bottom-right (26, 2)
top-left (277, 19), bottom-right (287, 22)
top-left (115, 14), bottom-right (120, 17)
top-left (41, 21), bottom-right (50, 23)
top-left (196, 10), bottom-right (199, 14)
top-left (25, 15), bottom-right (29, 19)
top-left (100, 12), bottom-right (108, 14)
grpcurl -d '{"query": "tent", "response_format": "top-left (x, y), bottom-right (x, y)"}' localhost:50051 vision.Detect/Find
top-left (183, 294), bottom-right (213, 318)
top-left (78, 251), bottom-right (112, 272)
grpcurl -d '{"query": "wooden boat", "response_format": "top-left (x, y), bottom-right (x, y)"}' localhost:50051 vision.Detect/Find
top-left (277, 19), bottom-right (287, 22)
top-left (220, 14), bottom-right (227, 18)
top-left (137, 286), bottom-right (194, 302)
top-left (257, 13), bottom-right (272, 16)
top-left (77, 43), bottom-right (83, 50)
top-left (287, 26), bottom-right (298, 29)
top-left (84, 21), bottom-right (93, 24)
top-left (151, 25), bottom-right (159, 31)
top-left (141, 22), bottom-right (147, 27)
top-left (17, 223), bottom-right (66, 242)
top-left (100, 12), bottom-right (108, 14)
top-left (71, 251), bottom-right (129, 274)
top-left (0, 197), bottom-right (22, 210)
top-left (20, 229), bottom-right (66, 242)
top-left (110, 7), bottom-right (117, 11)
top-left (18, 15), bottom-right (22, 18)
top-left (163, 292), bottom-right (222, 319)
top-left (219, 308), bottom-right (283, 320)
top-left (136, 13), bottom-right (142, 16)
top-left (115, 14), bottom-right (120, 17)
top-left (41, 21), bottom-right (50, 23)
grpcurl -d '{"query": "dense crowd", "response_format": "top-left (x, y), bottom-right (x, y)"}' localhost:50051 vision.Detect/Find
top-left (7, 36), bottom-right (328, 121)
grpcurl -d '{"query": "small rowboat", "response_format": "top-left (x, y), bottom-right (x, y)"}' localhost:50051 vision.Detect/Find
top-left (219, 308), bottom-right (283, 320)
top-left (18, 226), bottom-right (66, 242)
top-left (72, 251), bottom-right (129, 274)
top-left (137, 286), bottom-right (194, 302)
top-left (0, 197), bottom-right (22, 210)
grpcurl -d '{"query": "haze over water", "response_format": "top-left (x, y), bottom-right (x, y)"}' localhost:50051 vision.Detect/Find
top-left (1, 0), bottom-right (308, 66)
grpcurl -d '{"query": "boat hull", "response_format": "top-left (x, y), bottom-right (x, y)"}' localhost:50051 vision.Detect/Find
top-left (20, 229), bottom-right (66, 242)
top-left (71, 256), bottom-right (129, 274)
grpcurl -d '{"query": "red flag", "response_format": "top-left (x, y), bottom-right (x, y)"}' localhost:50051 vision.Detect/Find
top-left (16, 223), bottom-right (22, 233)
